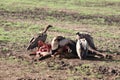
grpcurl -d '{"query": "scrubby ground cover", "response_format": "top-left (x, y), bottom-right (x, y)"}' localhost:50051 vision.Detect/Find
top-left (0, 0), bottom-right (120, 80)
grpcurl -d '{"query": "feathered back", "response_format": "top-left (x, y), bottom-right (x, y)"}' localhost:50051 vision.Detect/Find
top-left (76, 32), bottom-right (96, 50)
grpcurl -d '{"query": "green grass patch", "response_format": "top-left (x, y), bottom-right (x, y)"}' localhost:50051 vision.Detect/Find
top-left (0, 20), bottom-right (76, 43)
top-left (0, 0), bottom-right (120, 16)
top-left (0, 0), bottom-right (120, 26)
top-left (51, 26), bottom-right (75, 34)
top-left (0, 21), bottom-right (44, 43)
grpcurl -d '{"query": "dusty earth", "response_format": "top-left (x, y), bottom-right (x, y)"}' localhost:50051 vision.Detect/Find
top-left (0, 8), bottom-right (120, 80)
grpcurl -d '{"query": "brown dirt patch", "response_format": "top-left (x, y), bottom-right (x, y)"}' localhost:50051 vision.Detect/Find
top-left (0, 8), bottom-right (120, 25)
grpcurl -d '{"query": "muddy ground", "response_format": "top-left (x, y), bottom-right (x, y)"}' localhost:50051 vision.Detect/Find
top-left (0, 8), bottom-right (120, 80)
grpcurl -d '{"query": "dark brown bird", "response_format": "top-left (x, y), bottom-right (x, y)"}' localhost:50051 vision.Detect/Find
top-left (27, 25), bottom-right (52, 50)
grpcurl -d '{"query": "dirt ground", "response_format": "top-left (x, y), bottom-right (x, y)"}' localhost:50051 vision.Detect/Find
top-left (0, 8), bottom-right (120, 80)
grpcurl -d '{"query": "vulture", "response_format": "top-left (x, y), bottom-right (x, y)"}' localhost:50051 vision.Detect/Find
top-left (51, 36), bottom-right (77, 58)
top-left (27, 25), bottom-right (52, 50)
top-left (76, 32), bottom-right (106, 59)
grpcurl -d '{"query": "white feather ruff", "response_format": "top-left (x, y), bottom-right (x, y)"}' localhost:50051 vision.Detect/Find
top-left (76, 38), bottom-right (88, 59)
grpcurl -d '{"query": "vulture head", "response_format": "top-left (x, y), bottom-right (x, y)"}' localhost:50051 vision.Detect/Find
top-left (27, 25), bottom-right (52, 50)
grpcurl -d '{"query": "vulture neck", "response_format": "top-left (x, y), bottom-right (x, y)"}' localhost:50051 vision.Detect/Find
top-left (42, 26), bottom-right (51, 33)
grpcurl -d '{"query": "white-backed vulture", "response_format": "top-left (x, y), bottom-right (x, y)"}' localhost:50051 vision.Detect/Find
top-left (76, 32), bottom-right (106, 59)
top-left (51, 36), bottom-right (77, 58)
